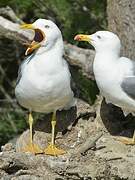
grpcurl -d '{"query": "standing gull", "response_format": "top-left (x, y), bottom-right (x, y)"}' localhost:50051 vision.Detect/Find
top-left (15, 19), bottom-right (75, 155)
top-left (75, 31), bottom-right (135, 145)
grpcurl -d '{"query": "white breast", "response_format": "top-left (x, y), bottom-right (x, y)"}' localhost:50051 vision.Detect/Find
top-left (15, 54), bottom-right (75, 113)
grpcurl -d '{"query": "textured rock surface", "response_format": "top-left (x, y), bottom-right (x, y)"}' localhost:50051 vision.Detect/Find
top-left (1, 98), bottom-right (135, 179)
top-left (107, 0), bottom-right (135, 59)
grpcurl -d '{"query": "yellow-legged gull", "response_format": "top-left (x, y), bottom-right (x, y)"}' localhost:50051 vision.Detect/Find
top-left (15, 19), bottom-right (75, 155)
top-left (75, 31), bottom-right (135, 145)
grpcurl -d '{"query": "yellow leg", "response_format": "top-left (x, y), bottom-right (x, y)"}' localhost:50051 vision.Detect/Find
top-left (114, 130), bottom-right (135, 145)
top-left (22, 112), bottom-right (43, 154)
top-left (44, 111), bottom-right (66, 156)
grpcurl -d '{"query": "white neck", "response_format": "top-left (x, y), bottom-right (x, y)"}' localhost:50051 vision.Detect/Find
top-left (93, 50), bottom-right (120, 79)
top-left (36, 37), bottom-right (64, 57)
top-left (94, 50), bottom-right (120, 65)
top-left (31, 37), bottom-right (64, 75)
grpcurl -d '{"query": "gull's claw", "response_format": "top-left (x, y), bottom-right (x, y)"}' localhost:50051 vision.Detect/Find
top-left (22, 143), bottom-right (43, 154)
top-left (114, 136), bottom-right (135, 145)
top-left (44, 144), bottom-right (66, 156)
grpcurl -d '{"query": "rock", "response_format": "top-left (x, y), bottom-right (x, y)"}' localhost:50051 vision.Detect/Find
top-left (107, 0), bottom-right (135, 59)
top-left (1, 98), bottom-right (135, 179)
top-left (1, 143), bottom-right (14, 152)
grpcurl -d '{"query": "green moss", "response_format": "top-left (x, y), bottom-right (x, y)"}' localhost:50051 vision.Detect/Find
top-left (0, 111), bottom-right (27, 146)
top-left (71, 66), bottom-right (99, 105)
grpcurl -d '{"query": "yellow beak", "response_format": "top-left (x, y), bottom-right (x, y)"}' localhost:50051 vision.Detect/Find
top-left (74, 34), bottom-right (91, 42)
top-left (20, 23), bottom-right (42, 55)
top-left (20, 23), bottom-right (34, 29)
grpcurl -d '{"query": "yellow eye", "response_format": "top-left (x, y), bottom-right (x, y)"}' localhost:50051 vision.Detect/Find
top-left (45, 25), bottom-right (50, 28)
top-left (97, 35), bottom-right (101, 39)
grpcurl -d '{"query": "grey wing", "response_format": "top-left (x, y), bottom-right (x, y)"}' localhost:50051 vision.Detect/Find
top-left (16, 53), bottom-right (36, 85)
top-left (121, 76), bottom-right (135, 99)
top-left (16, 60), bottom-right (26, 85)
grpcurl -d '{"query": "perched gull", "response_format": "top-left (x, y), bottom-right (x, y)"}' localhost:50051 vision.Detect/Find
top-left (15, 19), bottom-right (75, 155)
top-left (74, 31), bottom-right (135, 145)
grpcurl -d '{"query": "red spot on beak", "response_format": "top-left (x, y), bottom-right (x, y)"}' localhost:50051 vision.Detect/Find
top-left (74, 35), bottom-right (82, 41)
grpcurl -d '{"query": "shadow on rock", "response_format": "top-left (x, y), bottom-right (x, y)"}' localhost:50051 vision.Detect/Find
top-left (34, 106), bottom-right (77, 134)
top-left (16, 106), bottom-right (77, 152)
top-left (100, 98), bottom-right (135, 137)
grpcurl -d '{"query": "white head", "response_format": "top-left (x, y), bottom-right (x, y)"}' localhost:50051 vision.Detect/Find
top-left (74, 31), bottom-right (121, 54)
top-left (20, 19), bottom-right (63, 55)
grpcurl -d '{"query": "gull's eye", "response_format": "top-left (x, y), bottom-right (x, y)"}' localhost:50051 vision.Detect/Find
top-left (97, 35), bottom-right (101, 39)
top-left (44, 25), bottom-right (50, 28)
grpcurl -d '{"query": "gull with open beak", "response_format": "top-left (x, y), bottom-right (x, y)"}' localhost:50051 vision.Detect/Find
top-left (75, 31), bottom-right (135, 145)
top-left (15, 19), bottom-right (75, 155)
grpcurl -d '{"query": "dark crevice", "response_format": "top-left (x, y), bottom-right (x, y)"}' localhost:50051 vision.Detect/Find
top-left (4, 164), bottom-right (27, 175)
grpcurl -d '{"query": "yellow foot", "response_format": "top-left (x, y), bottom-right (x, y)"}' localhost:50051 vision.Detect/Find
top-left (22, 143), bottom-right (43, 154)
top-left (44, 144), bottom-right (66, 156)
top-left (114, 136), bottom-right (135, 145)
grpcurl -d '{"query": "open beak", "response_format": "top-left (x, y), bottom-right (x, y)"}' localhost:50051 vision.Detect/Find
top-left (20, 23), bottom-right (45, 55)
top-left (74, 34), bottom-right (91, 42)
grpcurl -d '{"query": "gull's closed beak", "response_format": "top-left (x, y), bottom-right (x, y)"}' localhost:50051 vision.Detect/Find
top-left (20, 23), bottom-right (45, 55)
top-left (74, 34), bottom-right (91, 42)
